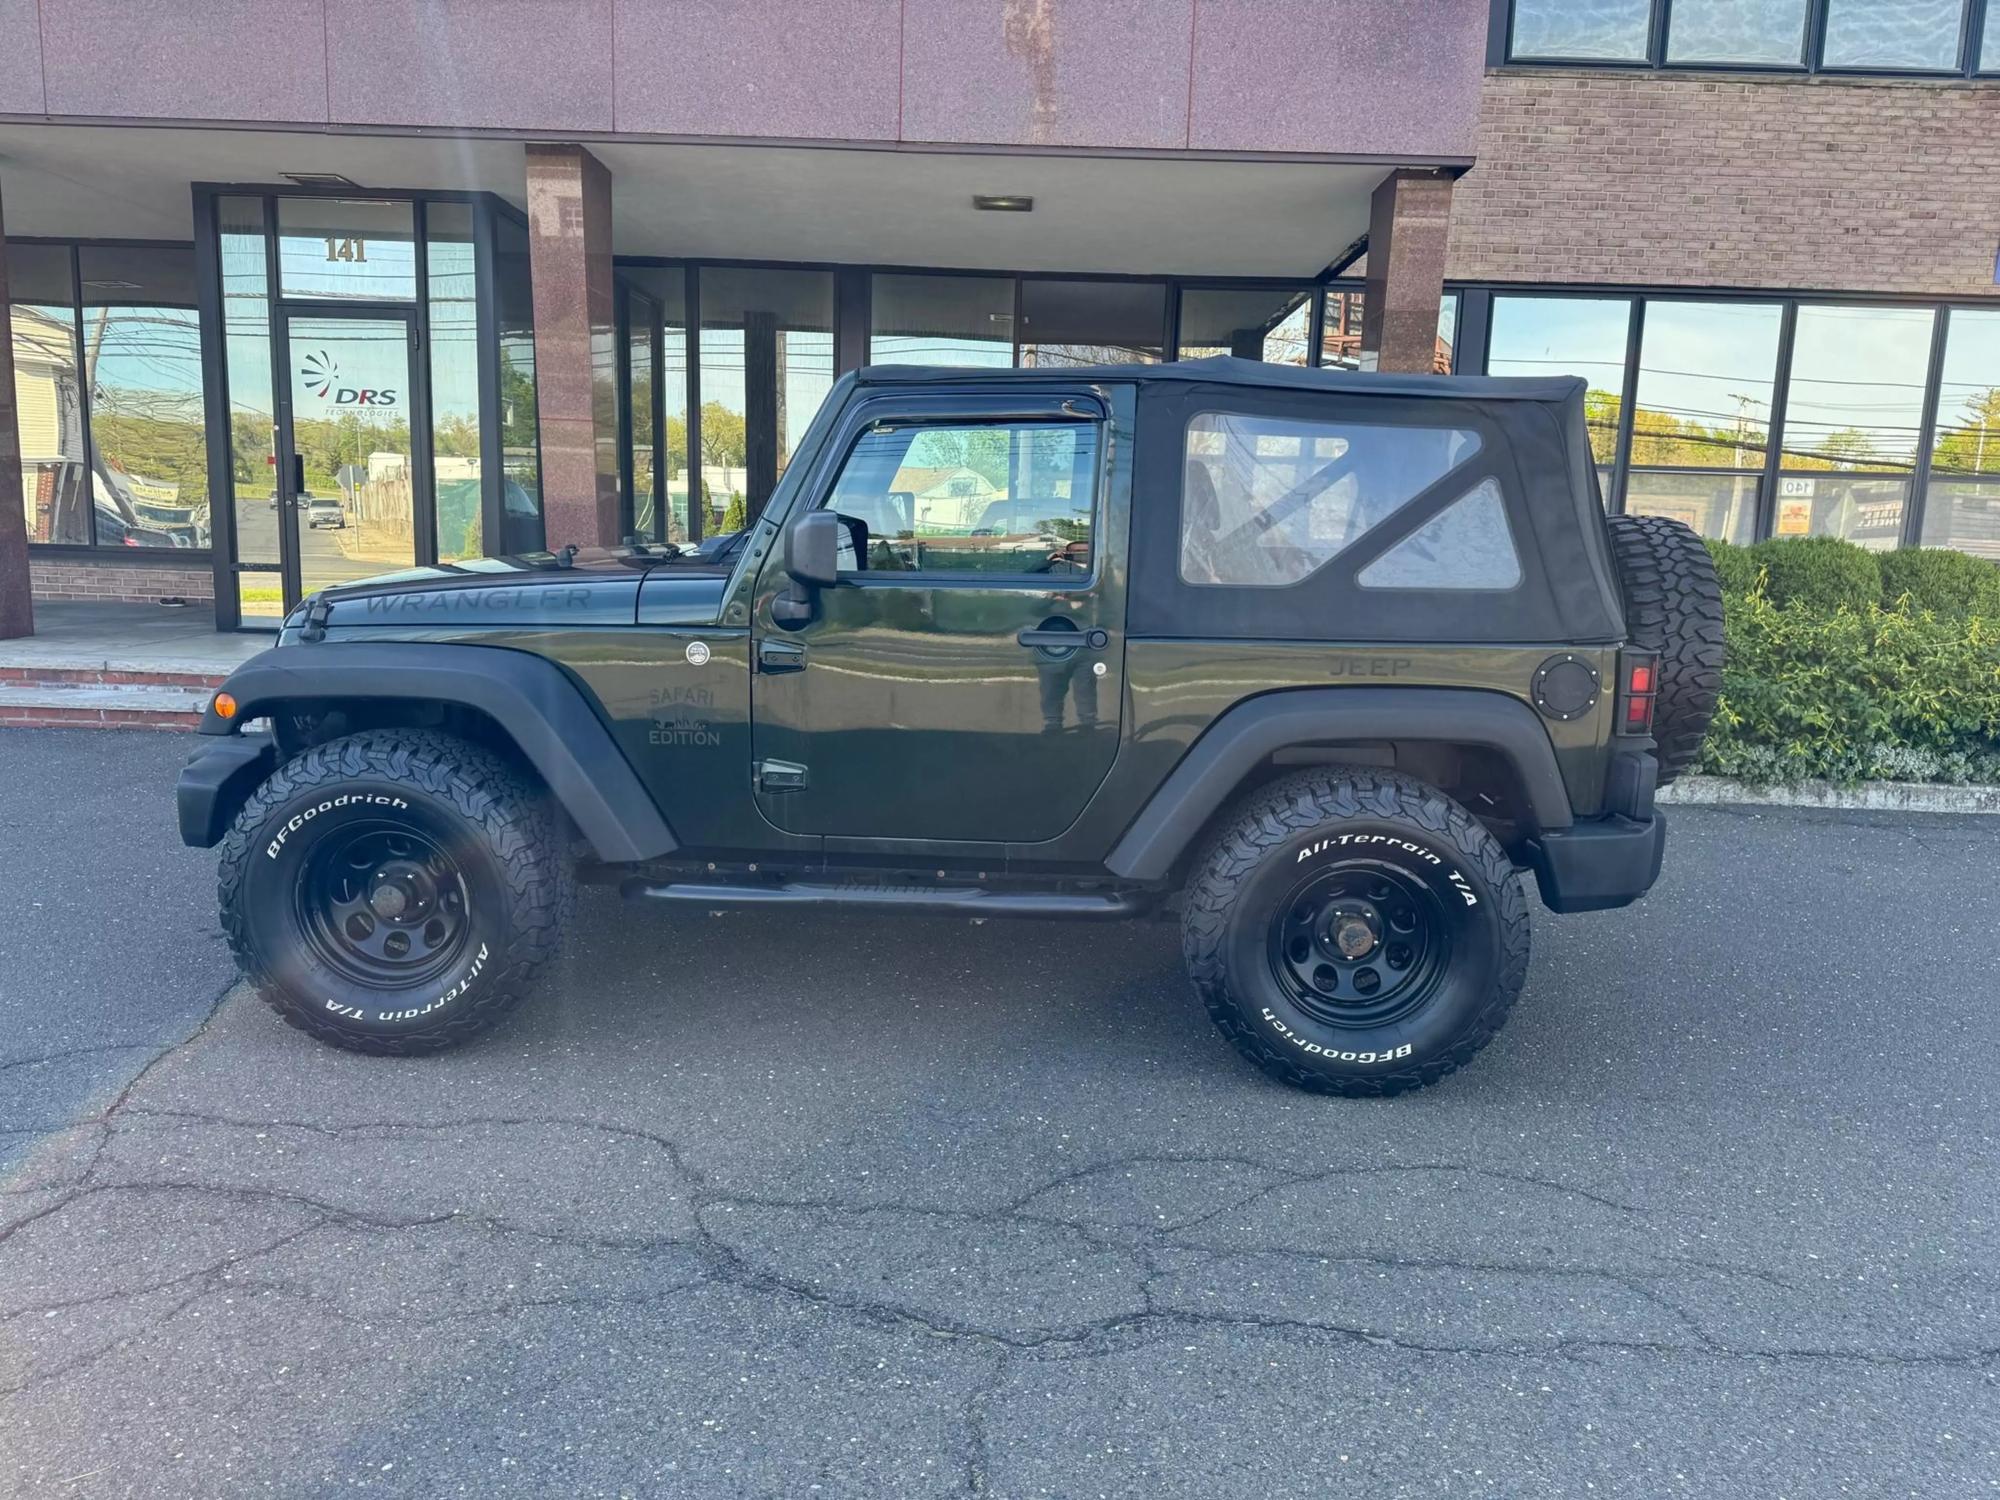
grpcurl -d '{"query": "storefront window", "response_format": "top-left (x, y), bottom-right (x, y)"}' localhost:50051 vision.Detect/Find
top-left (1177, 287), bottom-right (1312, 365)
top-left (870, 273), bottom-right (1013, 367)
top-left (1630, 302), bottom-right (1781, 469)
top-left (8, 244), bottom-right (86, 544)
top-left (1774, 304), bottom-right (1934, 548)
top-left (1922, 309), bottom-right (2000, 557)
top-left (1319, 290), bottom-right (1365, 369)
top-left (425, 203), bottom-right (483, 561)
top-left (1821, 0), bottom-right (1963, 70)
top-left (1017, 279), bottom-right (1165, 367)
top-left (1621, 301), bottom-right (1779, 541)
top-left (1316, 290), bottom-right (1457, 373)
top-left (1510, 0), bottom-right (1652, 59)
top-left (493, 213), bottom-right (543, 553)
top-left (624, 285), bottom-right (659, 542)
top-left (656, 274), bottom-right (690, 541)
top-left (698, 267), bottom-right (834, 529)
top-left (78, 247), bottom-right (209, 551)
top-left (1487, 296), bottom-right (1632, 465)
top-left (1984, 5), bottom-right (2000, 70)
top-left (1625, 471), bottom-right (1759, 545)
top-left (1666, 0), bottom-right (1809, 64)
top-left (276, 198), bottom-right (418, 302)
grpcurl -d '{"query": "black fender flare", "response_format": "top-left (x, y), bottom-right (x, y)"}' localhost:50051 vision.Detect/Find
top-left (198, 643), bottom-right (676, 864)
top-left (1103, 687), bottom-right (1573, 882)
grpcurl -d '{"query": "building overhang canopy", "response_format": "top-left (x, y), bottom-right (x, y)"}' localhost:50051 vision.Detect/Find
top-left (0, 123), bottom-right (1410, 279)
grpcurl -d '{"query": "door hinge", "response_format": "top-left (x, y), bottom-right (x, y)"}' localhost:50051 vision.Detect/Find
top-left (757, 638), bottom-right (807, 674)
top-left (754, 759), bottom-right (809, 793)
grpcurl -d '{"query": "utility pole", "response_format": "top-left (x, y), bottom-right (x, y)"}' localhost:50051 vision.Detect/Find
top-left (0, 175), bottom-right (35, 639)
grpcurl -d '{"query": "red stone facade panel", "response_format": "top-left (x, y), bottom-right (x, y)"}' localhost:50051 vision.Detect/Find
top-left (1448, 70), bottom-right (2000, 297)
top-left (327, 0), bottom-right (615, 132)
top-left (900, 0), bottom-right (1194, 150)
top-left (1189, 0), bottom-right (1486, 159)
top-left (37, 0), bottom-right (330, 123)
top-left (0, 0), bottom-right (45, 114)
top-left (610, 0), bottom-right (903, 141)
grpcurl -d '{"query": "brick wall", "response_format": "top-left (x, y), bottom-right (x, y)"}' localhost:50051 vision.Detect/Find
top-left (1448, 70), bottom-right (2000, 296)
top-left (29, 555), bottom-right (215, 604)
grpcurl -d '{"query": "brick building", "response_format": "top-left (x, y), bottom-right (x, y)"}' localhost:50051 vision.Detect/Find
top-left (1, 0), bottom-right (1997, 636)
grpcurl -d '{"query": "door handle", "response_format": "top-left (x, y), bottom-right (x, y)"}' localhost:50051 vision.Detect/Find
top-left (1017, 625), bottom-right (1109, 652)
top-left (758, 638), bottom-right (807, 674)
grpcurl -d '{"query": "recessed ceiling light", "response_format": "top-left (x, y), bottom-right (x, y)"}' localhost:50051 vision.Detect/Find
top-left (972, 194), bottom-right (1034, 213)
top-left (283, 172), bottom-right (361, 189)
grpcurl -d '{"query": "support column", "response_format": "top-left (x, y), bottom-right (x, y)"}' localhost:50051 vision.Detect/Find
top-left (0, 178), bottom-right (32, 639)
top-left (524, 144), bottom-right (620, 549)
top-left (1360, 169), bottom-right (1455, 376)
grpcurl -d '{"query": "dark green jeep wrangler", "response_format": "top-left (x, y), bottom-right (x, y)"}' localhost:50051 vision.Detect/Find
top-left (177, 358), bottom-right (1723, 1096)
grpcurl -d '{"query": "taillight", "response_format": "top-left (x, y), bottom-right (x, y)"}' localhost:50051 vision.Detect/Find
top-left (1617, 649), bottom-right (1659, 735)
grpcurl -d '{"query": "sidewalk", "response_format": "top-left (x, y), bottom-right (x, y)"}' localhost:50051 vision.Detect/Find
top-left (0, 601), bottom-right (264, 729)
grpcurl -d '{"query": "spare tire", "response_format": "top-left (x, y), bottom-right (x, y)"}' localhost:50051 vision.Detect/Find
top-left (1605, 513), bottom-right (1725, 785)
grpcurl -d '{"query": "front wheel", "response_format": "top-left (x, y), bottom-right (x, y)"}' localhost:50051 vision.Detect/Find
top-left (1182, 768), bottom-right (1530, 1097)
top-left (218, 728), bottom-right (573, 1055)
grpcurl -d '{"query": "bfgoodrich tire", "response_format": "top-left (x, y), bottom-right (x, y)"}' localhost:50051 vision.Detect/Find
top-left (1605, 513), bottom-right (1726, 784)
top-left (218, 729), bottom-right (573, 1055)
top-left (1182, 769), bottom-right (1530, 1097)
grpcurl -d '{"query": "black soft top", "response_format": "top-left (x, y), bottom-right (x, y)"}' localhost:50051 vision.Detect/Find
top-left (849, 356), bottom-right (1623, 644)
top-left (857, 355), bottom-right (1587, 407)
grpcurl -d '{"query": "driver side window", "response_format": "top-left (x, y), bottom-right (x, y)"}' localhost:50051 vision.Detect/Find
top-left (821, 418), bottom-right (1099, 577)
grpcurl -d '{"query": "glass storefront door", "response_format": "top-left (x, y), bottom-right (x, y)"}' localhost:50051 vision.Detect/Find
top-left (276, 310), bottom-right (423, 605)
top-left (203, 191), bottom-right (538, 628)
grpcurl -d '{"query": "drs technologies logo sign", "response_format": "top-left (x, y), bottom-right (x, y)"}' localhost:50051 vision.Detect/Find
top-left (299, 350), bottom-right (397, 407)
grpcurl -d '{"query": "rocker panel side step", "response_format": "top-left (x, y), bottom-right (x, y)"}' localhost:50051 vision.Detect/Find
top-left (621, 879), bottom-right (1150, 920)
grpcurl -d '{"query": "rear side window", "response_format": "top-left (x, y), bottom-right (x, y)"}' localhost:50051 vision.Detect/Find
top-left (1357, 478), bottom-right (1522, 591)
top-left (1179, 412), bottom-right (1482, 587)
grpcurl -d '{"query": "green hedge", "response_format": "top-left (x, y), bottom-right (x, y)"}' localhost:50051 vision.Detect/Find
top-left (1878, 547), bottom-right (2000, 620)
top-left (1693, 536), bottom-right (2000, 785)
top-left (1749, 534), bottom-right (1885, 612)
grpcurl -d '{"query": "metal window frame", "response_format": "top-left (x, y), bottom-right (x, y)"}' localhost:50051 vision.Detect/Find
top-left (685, 264), bottom-right (704, 542)
top-left (1496, 0), bottom-right (1995, 77)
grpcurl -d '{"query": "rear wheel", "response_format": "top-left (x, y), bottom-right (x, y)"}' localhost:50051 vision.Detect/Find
top-left (218, 728), bottom-right (572, 1055)
top-left (1606, 513), bottom-right (1725, 784)
top-left (1182, 768), bottom-right (1530, 1097)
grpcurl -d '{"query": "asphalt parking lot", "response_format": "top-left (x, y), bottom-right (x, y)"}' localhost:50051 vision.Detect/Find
top-left (1, 728), bottom-right (1995, 1498)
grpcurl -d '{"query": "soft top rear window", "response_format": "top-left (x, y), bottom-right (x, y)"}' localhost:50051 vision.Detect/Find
top-left (1179, 411), bottom-right (1482, 588)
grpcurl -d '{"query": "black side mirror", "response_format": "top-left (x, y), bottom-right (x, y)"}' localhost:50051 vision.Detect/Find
top-left (772, 510), bottom-right (840, 626)
top-left (784, 509), bottom-right (840, 590)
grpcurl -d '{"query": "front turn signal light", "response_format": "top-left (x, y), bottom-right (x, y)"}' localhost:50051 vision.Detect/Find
top-left (213, 692), bottom-right (238, 720)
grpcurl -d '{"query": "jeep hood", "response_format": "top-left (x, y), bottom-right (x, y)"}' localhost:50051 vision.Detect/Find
top-left (301, 545), bottom-right (731, 632)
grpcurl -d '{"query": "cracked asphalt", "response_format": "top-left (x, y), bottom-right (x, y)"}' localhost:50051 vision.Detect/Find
top-left (2, 729), bottom-right (1997, 1497)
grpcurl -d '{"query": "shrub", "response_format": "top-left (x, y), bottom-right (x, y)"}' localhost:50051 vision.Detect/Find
top-left (1704, 537), bottom-right (1763, 599)
top-left (1699, 594), bottom-right (2000, 785)
top-left (1746, 535), bottom-right (1882, 613)
top-left (1877, 547), bottom-right (2000, 621)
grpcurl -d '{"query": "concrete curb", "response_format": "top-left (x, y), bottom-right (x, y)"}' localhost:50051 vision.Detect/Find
top-left (1660, 775), bottom-right (2000, 815)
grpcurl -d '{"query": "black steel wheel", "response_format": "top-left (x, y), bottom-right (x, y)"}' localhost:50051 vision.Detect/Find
top-left (296, 821), bottom-right (473, 991)
top-left (219, 728), bottom-right (573, 1055)
top-left (1183, 768), bottom-right (1530, 1098)
top-left (1269, 861), bottom-right (1453, 1030)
